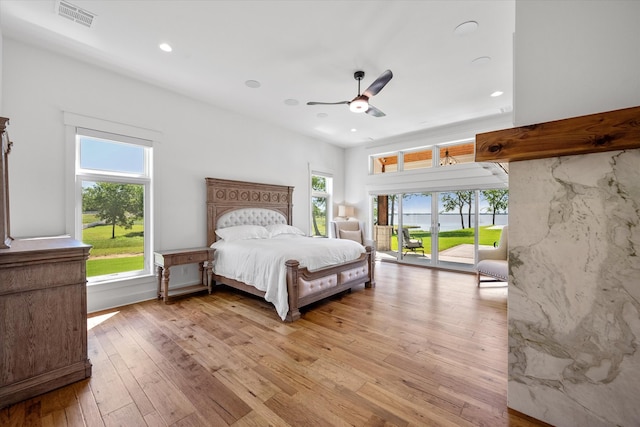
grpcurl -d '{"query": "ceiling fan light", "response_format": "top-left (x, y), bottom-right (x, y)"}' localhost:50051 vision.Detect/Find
top-left (350, 97), bottom-right (368, 113)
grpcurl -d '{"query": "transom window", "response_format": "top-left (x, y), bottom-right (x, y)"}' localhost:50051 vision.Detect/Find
top-left (371, 142), bottom-right (476, 174)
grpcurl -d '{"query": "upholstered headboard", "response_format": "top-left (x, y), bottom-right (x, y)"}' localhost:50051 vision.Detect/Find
top-left (216, 208), bottom-right (287, 229)
top-left (205, 178), bottom-right (294, 246)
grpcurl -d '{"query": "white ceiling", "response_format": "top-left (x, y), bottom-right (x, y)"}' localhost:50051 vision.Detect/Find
top-left (0, 0), bottom-right (515, 148)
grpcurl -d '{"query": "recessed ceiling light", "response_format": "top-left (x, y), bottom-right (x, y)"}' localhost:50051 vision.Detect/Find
top-left (454, 20), bottom-right (478, 36)
top-left (245, 80), bottom-right (261, 88)
top-left (350, 128), bottom-right (357, 132)
top-left (317, 113), bottom-right (328, 118)
top-left (284, 99), bottom-right (299, 106)
top-left (471, 56), bottom-right (491, 66)
top-left (159, 43), bottom-right (172, 52)
top-left (491, 91), bottom-right (504, 97)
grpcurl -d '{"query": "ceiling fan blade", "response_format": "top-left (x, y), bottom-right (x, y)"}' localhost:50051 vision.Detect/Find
top-left (362, 69), bottom-right (393, 98)
top-left (306, 101), bottom-right (349, 105)
top-left (365, 104), bottom-right (386, 117)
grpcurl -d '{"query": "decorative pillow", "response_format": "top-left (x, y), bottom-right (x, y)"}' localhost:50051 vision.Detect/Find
top-left (215, 225), bottom-right (269, 241)
top-left (336, 221), bottom-right (360, 232)
top-left (266, 224), bottom-right (306, 237)
top-left (339, 229), bottom-right (363, 244)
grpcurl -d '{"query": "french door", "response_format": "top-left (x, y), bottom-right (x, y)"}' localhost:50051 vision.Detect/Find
top-left (434, 191), bottom-right (477, 267)
top-left (377, 191), bottom-right (480, 269)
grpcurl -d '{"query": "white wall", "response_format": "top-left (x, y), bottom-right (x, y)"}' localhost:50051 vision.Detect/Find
top-left (509, 1), bottom-right (640, 426)
top-left (514, 0), bottom-right (640, 126)
top-left (1, 38), bottom-right (345, 311)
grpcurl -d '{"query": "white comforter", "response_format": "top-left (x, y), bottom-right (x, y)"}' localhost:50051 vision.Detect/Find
top-left (210, 236), bottom-right (365, 320)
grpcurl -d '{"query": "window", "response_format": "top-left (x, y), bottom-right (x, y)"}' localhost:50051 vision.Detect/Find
top-left (75, 128), bottom-right (153, 281)
top-left (438, 142), bottom-right (475, 166)
top-left (372, 154), bottom-right (398, 174)
top-left (404, 148), bottom-right (433, 171)
top-left (370, 141), bottom-right (477, 175)
top-left (310, 173), bottom-right (333, 237)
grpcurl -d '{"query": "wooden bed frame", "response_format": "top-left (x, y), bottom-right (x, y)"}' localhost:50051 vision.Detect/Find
top-left (206, 177), bottom-right (375, 321)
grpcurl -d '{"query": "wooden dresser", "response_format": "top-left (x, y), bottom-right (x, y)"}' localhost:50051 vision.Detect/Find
top-left (0, 237), bottom-right (92, 408)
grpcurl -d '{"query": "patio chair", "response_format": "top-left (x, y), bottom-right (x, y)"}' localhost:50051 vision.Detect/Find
top-left (402, 228), bottom-right (424, 255)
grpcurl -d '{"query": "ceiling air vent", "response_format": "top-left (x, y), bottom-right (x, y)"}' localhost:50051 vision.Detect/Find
top-left (57, 0), bottom-right (96, 28)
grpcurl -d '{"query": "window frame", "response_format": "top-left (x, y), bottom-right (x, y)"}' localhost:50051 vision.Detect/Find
top-left (369, 140), bottom-right (476, 174)
top-left (310, 171), bottom-right (333, 237)
top-left (64, 113), bottom-right (159, 285)
top-left (76, 130), bottom-right (152, 282)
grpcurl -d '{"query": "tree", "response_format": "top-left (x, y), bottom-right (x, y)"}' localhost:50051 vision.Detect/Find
top-left (386, 194), bottom-right (417, 231)
top-left (388, 195), bottom-right (398, 227)
top-left (83, 183), bottom-right (143, 239)
top-left (481, 189), bottom-right (509, 225)
top-left (440, 191), bottom-right (473, 229)
top-left (463, 191), bottom-right (473, 229)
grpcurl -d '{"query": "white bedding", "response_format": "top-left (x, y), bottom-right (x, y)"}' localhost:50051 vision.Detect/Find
top-left (210, 235), bottom-right (365, 320)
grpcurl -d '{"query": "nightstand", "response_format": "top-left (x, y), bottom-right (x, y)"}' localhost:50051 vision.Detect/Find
top-left (154, 247), bottom-right (214, 303)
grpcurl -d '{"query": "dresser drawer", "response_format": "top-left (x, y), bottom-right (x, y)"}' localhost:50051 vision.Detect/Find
top-left (0, 261), bottom-right (85, 294)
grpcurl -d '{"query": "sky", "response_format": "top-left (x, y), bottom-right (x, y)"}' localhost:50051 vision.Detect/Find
top-left (80, 137), bottom-right (144, 174)
top-left (397, 192), bottom-right (506, 214)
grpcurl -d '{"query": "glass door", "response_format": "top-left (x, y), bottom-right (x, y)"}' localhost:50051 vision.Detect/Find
top-left (435, 191), bottom-right (477, 267)
top-left (398, 192), bottom-right (432, 265)
top-left (372, 189), bottom-right (508, 269)
top-left (478, 189), bottom-right (509, 252)
top-left (371, 194), bottom-right (400, 261)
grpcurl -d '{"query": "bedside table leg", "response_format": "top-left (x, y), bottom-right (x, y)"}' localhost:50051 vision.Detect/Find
top-left (161, 266), bottom-right (171, 304)
top-left (156, 266), bottom-right (163, 299)
top-left (204, 261), bottom-right (213, 294)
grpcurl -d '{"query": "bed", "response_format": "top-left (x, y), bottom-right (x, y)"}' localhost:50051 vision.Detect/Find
top-left (206, 177), bottom-right (375, 321)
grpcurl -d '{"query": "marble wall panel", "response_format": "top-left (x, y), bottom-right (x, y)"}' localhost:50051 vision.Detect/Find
top-left (508, 149), bottom-right (640, 427)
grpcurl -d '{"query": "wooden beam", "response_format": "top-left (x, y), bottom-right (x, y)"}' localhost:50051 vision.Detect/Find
top-left (377, 195), bottom-right (388, 225)
top-left (475, 105), bottom-right (640, 163)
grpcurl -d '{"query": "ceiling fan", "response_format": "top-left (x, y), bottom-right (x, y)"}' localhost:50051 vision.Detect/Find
top-left (307, 69), bottom-right (393, 117)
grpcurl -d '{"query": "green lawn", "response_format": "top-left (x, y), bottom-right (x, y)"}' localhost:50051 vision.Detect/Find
top-left (82, 216), bottom-right (144, 277)
top-left (390, 225), bottom-right (503, 253)
top-left (87, 256), bottom-right (144, 277)
top-left (83, 213), bottom-right (100, 224)
top-left (83, 223), bottom-right (144, 257)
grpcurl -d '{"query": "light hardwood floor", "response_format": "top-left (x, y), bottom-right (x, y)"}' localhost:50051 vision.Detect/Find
top-left (1, 261), bottom-right (549, 426)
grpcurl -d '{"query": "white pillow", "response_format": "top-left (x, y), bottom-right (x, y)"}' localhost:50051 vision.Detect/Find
top-left (215, 225), bottom-right (269, 241)
top-left (266, 224), bottom-right (306, 237)
top-left (339, 229), bottom-right (363, 244)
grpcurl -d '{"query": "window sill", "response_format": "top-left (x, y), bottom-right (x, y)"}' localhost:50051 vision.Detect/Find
top-left (87, 273), bottom-right (155, 288)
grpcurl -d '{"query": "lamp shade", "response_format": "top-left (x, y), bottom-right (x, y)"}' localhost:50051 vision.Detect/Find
top-left (345, 206), bottom-right (355, 217)
top-left (338, 205), bottom-right (355, 218)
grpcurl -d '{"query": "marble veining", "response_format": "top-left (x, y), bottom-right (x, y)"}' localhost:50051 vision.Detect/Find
top-left (508, 149), bottom-right (640, 427)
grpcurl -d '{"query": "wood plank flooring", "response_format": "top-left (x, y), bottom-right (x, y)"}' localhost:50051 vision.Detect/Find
top-left (1, 261), bottom-right (550, 426)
